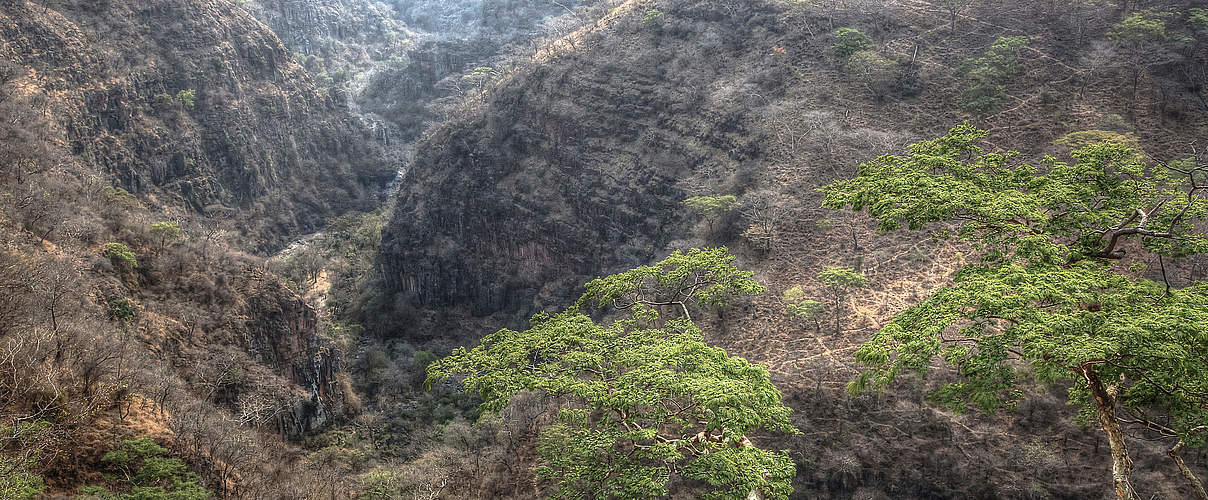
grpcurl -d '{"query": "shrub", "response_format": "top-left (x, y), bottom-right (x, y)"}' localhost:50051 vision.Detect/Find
top-left (103, 242), bottom-right (138, 269)
top-left (150, 221), bottom-right (181, 252)
top-left (107, 299), bottom-right (135, 320)
top-left (84, 438), bottom-right (211, 500)
top-left (0, 458), bottom-right (44, 500)
top-left (832, 28), bottom-right (872, 61)
top-left (1053, 130), bottom-right (1141, 151)
top-left (175, 90), bottom-right (196, 109)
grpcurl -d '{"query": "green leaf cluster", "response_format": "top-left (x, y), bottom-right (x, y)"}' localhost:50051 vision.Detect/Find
top-left (1108, 10), bottom-right (1172, 45)
top-left (832, 28), bottom-right (872, 61)
top-left (103, 242), bottom-right (139, 269)
top-left (0, 457), bottom-right (45, 500)
top-left (782, 285), bottom-right (824, 319)
top-left (682, 195), bottom-right (738, 220)
top-left (818, 266), bottom-right (868, 290)
top-left (1053, 130), bottom-right (1140, 151)
top-left (1190, 8), bottom-right (1208, 32)
top-left (81, 438), bottom-right (211, 500)
top-left (957, 36), bottom-right (1028, 112)
top-left (428, 249), bottom-right (796, 499)
top-left (822, 123), bottom-right (1208, 446)
top-left (577, 247), bottom-right (765, 315)
top-left (174, 90), bottom-right (196, 110)
top-left (150, 221), bottom-right (181, 242)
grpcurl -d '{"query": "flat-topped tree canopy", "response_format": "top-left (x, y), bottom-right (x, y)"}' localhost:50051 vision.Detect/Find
top-left (428, 248), bottom-right (797, 500)
top-left (821, 123), bottom-right (1208, 500)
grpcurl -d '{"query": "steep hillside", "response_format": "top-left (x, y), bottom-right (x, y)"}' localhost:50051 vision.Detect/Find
top-left (0, 0), bottom-right (393, 251)
top-left (374, 0), bottom-right (1208, 497)
top-left (240, 0), bottom-right (607, 145)
top-left (0, 0), bottom-right (389, 497)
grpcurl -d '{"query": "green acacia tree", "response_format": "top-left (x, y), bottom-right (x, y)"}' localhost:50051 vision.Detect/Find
top-left (428, 248), bottom-right (798, 499)
top-left (817, 267), bottom-right (868, 335)
top-left (682, 195), bottom-right (738, 233)
top-left (821, 123), bottom-right (1208, 500)
top-left (783, 285), bottom-right (824, 333)
top-left (1108, 9), bottom-right (1175, 100)
top-left (149, 221), bottom-right (181, 255)
top-left (958, 36), bottom-right (1028, 113)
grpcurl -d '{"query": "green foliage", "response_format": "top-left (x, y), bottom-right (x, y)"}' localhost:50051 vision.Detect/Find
top-left (785, 299), bottom-right (824, 320)
top-left (174, 90), bottom-right (196, 110)
top-left (781, 285), bottom-right (805, 304)
top-left (150, 221), bottom-right (181, 251)
top-left (429, 249), bottom-right (796, 499)
top-left (957, 36), bottom-right (1028, 112)
top-left (577, 247), bottom-right (765, 317)
top-left (150, 221), bottom-right (181, 239)
top-left (0, 457), bottom-right (45, 500)
top-left (108, 298), bottom-right (134, 320)
top-left (1108, 10), bottom-right (1171, 45)
top-left (1190, 8), bottom-right (1208, 31)
top-left (1053, 130), bottom-right (1140, 151)
top-left (821, 123), bottom-right (1208, 442)
top-left (816, 267), bottom-right (867, 334)
top-left (682, 195), bottom-right (738, 221)
top-left (818, 266), bottom-right (868, 290)
top-left (83, 438), bottom-right (211, 500)
top-left (642, 8), bottom-right (664, 27)
top-left (832, 28), bottom-right (872, 60)
top-left (357, 468), bottom-right (405, 499)
top-left (103, 242), bottom-right (138, 269)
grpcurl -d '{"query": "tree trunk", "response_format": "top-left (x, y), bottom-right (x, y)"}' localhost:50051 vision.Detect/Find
top-left (1169, 441), bottom-right (1208, 500)
top-left (1081, 364), bottom-right (1138, 500)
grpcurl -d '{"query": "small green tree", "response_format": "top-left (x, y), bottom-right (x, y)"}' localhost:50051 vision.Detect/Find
top-left (682, 195), bottom-right (738, 233)
top-left (428, 248), bottom-right (798, 499)
top-left (174, 89), bottom-right (196, 110)
top-left (822, 123), bottom-right (1208, 500)
top-left (103, 243), bottom-right (138, 269)
top-left (817, 267), bottom-right (868, 334)
top-left (149, 221), bottom-right (181, 255)
top-left (958, 36), bottom-right (1028, 113)
top-left (831, 28), bottom-right (872, 61)
top-left (783, 285), bottom-right (824, 333)
top-left (1108, 10), bottom-right (1175, 100)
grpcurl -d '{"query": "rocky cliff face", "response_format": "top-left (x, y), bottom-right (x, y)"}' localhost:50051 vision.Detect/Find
top-left (241, 0), bottom-right (602, 145)
top-left (236, 268), bottom-right (345, 437)
top-left (0, 0), bottom-right (393, 251)
top-left (379, 0), bottom-right (773, 337)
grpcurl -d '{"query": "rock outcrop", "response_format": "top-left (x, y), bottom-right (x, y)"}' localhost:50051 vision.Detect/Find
top-left (0, 0), bottom-right (394, 251)
top-left (379, 1), bottom-right (773, 338)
